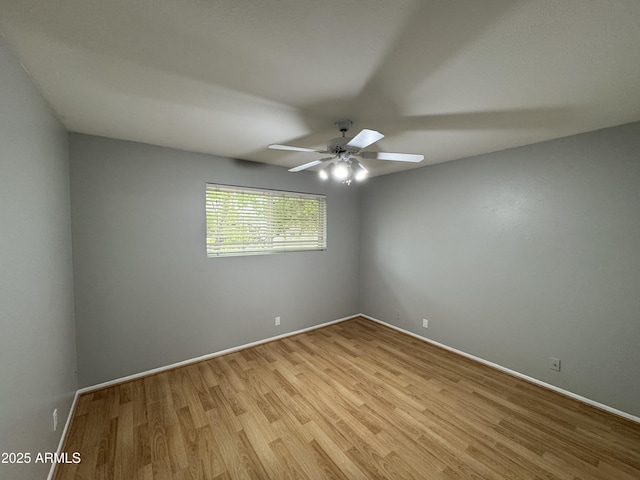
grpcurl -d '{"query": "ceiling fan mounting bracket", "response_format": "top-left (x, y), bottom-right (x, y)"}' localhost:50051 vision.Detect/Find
top-left (335, 119), bottom-right (353, 134)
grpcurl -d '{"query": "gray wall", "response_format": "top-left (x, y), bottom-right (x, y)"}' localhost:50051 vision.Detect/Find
top-left (69, 134), bottom-right (361, 387)
top-left (360, 122), bottom-right (640, 417)
top-left (0, 38), bottom-right (77, 479)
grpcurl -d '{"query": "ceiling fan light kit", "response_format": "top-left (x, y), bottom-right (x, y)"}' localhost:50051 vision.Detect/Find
top-left (332, 161), bottom-right (350, 181)
top-left (269, 120), bottom-right (424, 185)
top-left (318, 155), bottom-right (369, 185)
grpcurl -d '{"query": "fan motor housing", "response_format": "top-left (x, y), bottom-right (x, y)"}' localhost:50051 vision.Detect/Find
top-left (327, 136), bottom-right (357, 154)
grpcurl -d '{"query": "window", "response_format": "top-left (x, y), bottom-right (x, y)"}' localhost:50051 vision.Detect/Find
top-left (205, 184), bottom-right (327, 257)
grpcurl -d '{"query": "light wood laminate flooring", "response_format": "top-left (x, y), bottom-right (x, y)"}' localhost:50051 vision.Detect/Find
top-left (53, 317), bottom-right (640, 479)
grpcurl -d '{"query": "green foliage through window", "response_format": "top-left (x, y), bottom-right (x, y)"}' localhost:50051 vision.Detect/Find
top-left (206, 184), bottom-right (327, 257)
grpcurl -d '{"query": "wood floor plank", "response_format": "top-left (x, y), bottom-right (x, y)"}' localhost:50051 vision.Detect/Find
top-left (134, 423), bottom-right (151, 474)
top-left (54, 317), bottom-right (640, 479)
top-left (114, 401), bottom-right (134, 479)
top-left (196, 424), bottom-right (227, 479)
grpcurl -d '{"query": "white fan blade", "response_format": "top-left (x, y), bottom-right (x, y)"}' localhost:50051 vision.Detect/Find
top-left (361, 151), bottom-right (424, 162)
top-left (346, 129), bottom-right (384, 149)
top-left (288, 157), bottom-right (334, 173)
top-left (269, 144), bottom-right (320, 153)
top-left (288, 160), bottom-right (323, 172)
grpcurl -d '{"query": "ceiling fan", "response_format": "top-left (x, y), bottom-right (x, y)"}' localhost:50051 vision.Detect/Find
top-left (269, 120), bottom-right (424, 184)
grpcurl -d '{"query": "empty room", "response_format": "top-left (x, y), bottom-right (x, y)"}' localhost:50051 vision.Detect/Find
top-left (1, 1), bottom-right (639, 479)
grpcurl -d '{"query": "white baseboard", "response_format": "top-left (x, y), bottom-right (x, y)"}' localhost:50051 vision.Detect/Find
top-left (360, 313), bottom-right (640, 425)
top-left (47, 390), bottom-right (80, 480)
top-left (77, 313), bottom-right (358, 395)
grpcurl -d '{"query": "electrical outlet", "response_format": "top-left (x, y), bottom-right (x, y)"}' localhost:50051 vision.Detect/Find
top-left (53, 408), bottom-right (58, 432)
top-left (395, 311), bottom-right (400, 319)
top-left (275, 316), bottom-right (280, 326)
top-left (422, 318), bottom-right (428, 328)
top-left (549, 357), bottom-right (561, 372)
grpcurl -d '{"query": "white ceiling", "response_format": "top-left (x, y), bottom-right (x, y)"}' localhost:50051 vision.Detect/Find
top-left (1, 0), bottom-right (640, 177)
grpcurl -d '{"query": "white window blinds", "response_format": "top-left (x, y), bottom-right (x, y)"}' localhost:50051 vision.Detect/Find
top-left (206, 184), bottom-right (327, 257)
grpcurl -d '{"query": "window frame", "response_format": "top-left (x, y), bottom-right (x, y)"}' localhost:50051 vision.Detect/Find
top-left (205, 183), bottom-right (327, 258)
